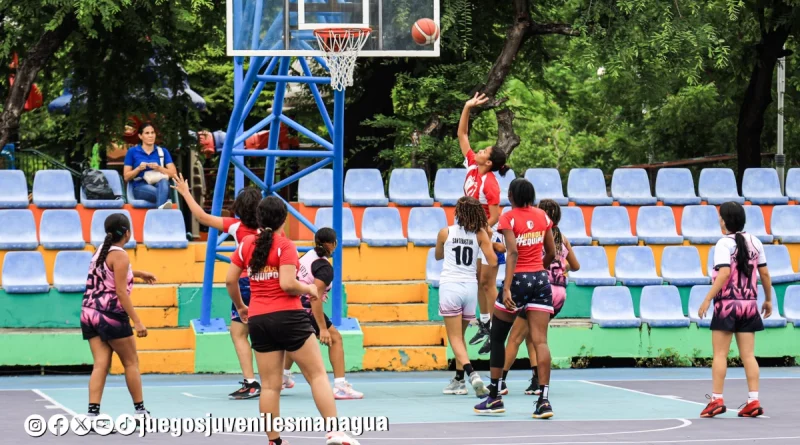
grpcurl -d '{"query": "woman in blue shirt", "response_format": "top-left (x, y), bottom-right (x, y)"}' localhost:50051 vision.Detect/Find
top-left (123, 123), bottom-right (177, 208)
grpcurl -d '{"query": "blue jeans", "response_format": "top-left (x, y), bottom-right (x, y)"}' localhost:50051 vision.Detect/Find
top-left (133, 179), bottom-right (170, 206)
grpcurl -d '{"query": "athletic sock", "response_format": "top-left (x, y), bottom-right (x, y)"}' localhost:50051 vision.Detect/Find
top-left (245, 378), bottom-right (257, 384)
top-left (748, 392), bottom-right (758, 403)
top-left (283, 369), bottom-right (292, 376)
top-left (712, 393), bottom-right (723, 401)
top-left (480, 314), bottom-right (490, 324)
top-left (455, 370), bottom-right (465, 381)
top-left (502, 370), bottom-right (509, 381)
top-left (270, 437), bottom-right (283, 445)
top-left (334, 377), bottom-right (346, 386)
top-left (88, 403), bottom-right (100, 416)
top-left (134, 401), bottom-right (146, 413)
top-left (531, 366), bottom-right (538, 379)
top-left (539, 385), bottom-right (549, 400)
top-left (463, 364), bottom-right (475, 376)
top-left (489, 378), bottom-right (499, 398)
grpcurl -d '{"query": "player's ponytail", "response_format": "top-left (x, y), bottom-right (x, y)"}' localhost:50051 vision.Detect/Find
top-left (248, 197), bottom-right (288, 277)
top-left (488, 147), bottom-right (509, 177)
top-left (96, 213), bottom-right (131, 270)
top-left (313, 227), bottom-right (337, 257)
top-left (539, 199), bottom-right (563, 257)
top-left (720, 201), bottom-right (752, 281)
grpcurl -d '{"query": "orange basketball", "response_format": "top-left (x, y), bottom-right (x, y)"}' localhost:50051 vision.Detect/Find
top-left (412, 18), bottom-right (439, 45)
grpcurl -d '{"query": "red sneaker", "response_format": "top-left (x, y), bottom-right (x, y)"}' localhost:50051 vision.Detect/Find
top-left (700, 396), bottom-right (727, 418)
top-left (738, 400), bottom-right (764, 417)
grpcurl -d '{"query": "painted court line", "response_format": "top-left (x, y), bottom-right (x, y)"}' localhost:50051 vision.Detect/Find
top-left (579, 380), bottom-right (706, 406)
top-left (32, 389), bottom-right (78, 416)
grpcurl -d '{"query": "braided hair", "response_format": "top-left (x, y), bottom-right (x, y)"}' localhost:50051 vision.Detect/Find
top-left (248, 197), bottom-right (288, 277)
top-left (719, 201), bottom-right (752, 282)
top-left (455, 196), bottom-right (488, 233)
top-left (314, 228), bottom-right (337, 258)
top-left (231, 186), bottom-right (261, 230)
top-left (538, 199), bottom-right (563, 257)
top-left (96, 213), bottom-right (131, 270)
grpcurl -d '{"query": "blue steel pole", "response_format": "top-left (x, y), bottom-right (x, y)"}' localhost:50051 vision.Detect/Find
top-left (264, 57), bottom-right (290, 190)
top-left (234, 56), bottom-right (244, 194)
top-left (332, 88), bottom-right (345, 327)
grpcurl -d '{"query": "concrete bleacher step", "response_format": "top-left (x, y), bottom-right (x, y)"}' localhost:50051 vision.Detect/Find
top-left (134, 307), bottom-right (179, 328)
top-left (346, 281), bottom-right (427, 304)
top-left (133, 285), bottom-right (178, 306)
top-left (362, 346), bottom-right (448, 371)
top-left (361, 322), bottom-right (445, 346)
top-left (111, 349), bottom-right (194, 375)
top-left (134, 328), bottom-right (193, 350)
top-left (348, 303), bottom-right (428, 322)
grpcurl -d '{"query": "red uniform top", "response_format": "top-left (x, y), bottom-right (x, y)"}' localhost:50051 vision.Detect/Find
top-left (497, 207), bottom-right (553, 273)
top-left (463, 151), bottom-right (500, 221)
top-left (223, 218), bottom-right (259, 278)
top-left (232, 232), bottom-right (302, 316)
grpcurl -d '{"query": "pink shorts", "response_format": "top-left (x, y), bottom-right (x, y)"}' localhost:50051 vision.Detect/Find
top-left (552, 285), bottom-right (566, 319)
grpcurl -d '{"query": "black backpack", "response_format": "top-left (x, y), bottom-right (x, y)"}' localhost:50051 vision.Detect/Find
top-left (82, 168), bottom-right (117, 200)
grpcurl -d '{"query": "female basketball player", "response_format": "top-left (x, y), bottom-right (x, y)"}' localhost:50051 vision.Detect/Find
top-left (458, 92), bottom-right (510, 354)
top-left (436, 197), bottom-right (496, 397)
top-left (82, 213), bottom-right (156, 419)
top-left (474, 178), bottom-right (556, 419)
top-left (226, 197), bottom-right (358, 445)
top-left (282, 227), bottom-right (364, 400)
top-left (172, 173), bottom-right (264, 400)
top-left (698, 202), bottom-right (772, 418)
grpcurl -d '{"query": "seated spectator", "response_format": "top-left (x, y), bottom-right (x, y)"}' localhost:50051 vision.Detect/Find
top-left (123, 123), bottom-right (177, 208)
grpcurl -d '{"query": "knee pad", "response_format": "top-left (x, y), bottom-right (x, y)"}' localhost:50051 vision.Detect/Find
top-left (489, 317), bottom-right (514, 368)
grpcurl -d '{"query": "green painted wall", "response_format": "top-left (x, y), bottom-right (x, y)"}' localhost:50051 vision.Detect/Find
top-left (0, 330), bottom-right (92, 365)
top-left (557, 284), bottom-right (593, 318)
top-left (0, 290), bottom-right (84, 328)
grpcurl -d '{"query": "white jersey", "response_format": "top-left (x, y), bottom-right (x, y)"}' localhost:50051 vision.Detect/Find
top-left (440, 225), bottom-right (480, 284)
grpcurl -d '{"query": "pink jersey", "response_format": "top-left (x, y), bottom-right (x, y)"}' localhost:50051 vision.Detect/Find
top-left (297, 250), bottom-right (333, 303)
top-left (546, 243), bottom-right (569, 288)
top-left (83, 246), bottom-right (133, 316)
top-left (712, 233), bottom-right (766, 302)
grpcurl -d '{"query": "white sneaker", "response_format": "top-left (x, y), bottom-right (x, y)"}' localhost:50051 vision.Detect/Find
top-left (469, 373), bottom-right (489, 397)
top-left (282, 373), bottom-right (295, 390)
top-left (333, 381), bottom-right (364, 399)
top-left (326, 431), bottom-right (360, 445)
top-left (158, 200), bottom-right (172, 210)
top-left (442, 378), bottom-right (467, 395)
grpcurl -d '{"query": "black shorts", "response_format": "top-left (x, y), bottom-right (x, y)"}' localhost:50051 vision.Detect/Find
top-left (710, 299), bottom-right (764, 333)
top-left (307, 310), bottom-right (333, 336)
top-left (80, 307), bottom-right (133, 342)
top-left (248, 310), bottom-right (315, 353)
top-left (231, 277), bottom-right (251, 323)
top-left (494, 270), bottom-right (553, 318)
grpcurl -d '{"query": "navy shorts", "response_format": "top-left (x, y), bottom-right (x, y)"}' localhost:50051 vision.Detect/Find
top-left (231, 277), bottom-right (251, 323)
top-left (308, 310), bottom-right (334, 336)
top-left (710, 299), bottom-right (764, 333)
top-left (494, 270), bottom-right (553, 318)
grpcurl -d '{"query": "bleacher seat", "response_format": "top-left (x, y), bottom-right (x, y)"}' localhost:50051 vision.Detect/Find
top-left (614, 246), bottom-right (663, 286)
top-left (681, 205), bottom-right (722, 244)
top-left (1, 251), bottom-right (49, 293)
top-left (53, 251), bottom-right (93, 293)
top-left (80, 170), bottom-right (124, 209)
top-left (568, 168), bottom-right (613, 205)
top-left (590, 286), bottom-right (641, 328)
top-left (389, 169), bottom-right (434, 206)
top-left (33, 170), bottom-right (77, 208)
top-left (707, 246), bottom-right (715, 277)
top-left (143, 210), bottom-right (189, 248)
top-left (0, 170), bottom-right (29, 208)
top-left (495, 169), bottom-right (516, 206)
top-left (525, 169), bottom-right (569, 205)
top-left (757, 285), bottom-right (787, 328)
top-left (661, 246), bottom-right (710, 286)
top-left (783, 286), bottom-right (800, 326)
top-left (698, 168), bottom-right (744, 204)
top-left (560, 206), bottom-right (592, 246)
top-left (40, 210), bottom-right (85, 250)
top-left (569, 246), bottom-right (617, 286)
top-left (0, 209), bottom-right (38, 250)
top-left (298, 169), bottom-right (333, 206)
top-left (434, 169), bottom-right (466, 206)
top-left (314, 208), bottom-right (360, 247)
top-left (502, 206), bottom-right (511, 214)
top-left (655, 168), bottom-right (701, 205)
top-left (590, 207), bottom-right (638, 245)
top-left (770, 206), bottom-right (800, 243)
top-left (761, 245), bottom-right (800, 284)
top-left (688, 285), bottom-right (713, 327)
top-left (743, 205), bottom-right (773, 243)
top-left (361, 207), bottom-right (407, 246)
top-left (639, 285), bottom-right (690, 327)
top-left (407, 207), bottom-right (447, 246)
top-left (425, 248), bottom-right (442, 287)
top-left (90, 210), bottom-right (136, 249)
top-left (785, 169), bottom-right (800, 201)
top-left (742, 168), bottom-right (788, 205)
top-left (126, 182), bottom-right (157, 209)
top-left (636, 206), bottom-right (682, 244)
top-left (611, 169), bottom-right (657, 205)
top-left (344, 169), bottom-right (388, 206)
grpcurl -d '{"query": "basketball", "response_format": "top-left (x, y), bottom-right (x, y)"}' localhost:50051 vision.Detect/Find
top-left (412, 18), bottom-right (439, 45)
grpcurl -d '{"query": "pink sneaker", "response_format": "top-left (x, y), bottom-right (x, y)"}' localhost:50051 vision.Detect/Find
top-left (326, 431), bottom-right (360, 445)
top-left (282, 373), bottom-right (295, 390)
top-left (333, 382), bottom-right (363, 400)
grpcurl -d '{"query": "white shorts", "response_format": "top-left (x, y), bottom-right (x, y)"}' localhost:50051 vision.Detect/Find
top-left (438, 282), bottom-right (478, 320)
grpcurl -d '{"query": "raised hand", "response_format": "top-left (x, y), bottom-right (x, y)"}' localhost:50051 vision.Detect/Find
top-left (465, 92), bottom-right (490, 109)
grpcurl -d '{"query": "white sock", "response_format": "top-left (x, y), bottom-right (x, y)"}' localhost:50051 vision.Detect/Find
top-left (712, 393), bottom-right (723, 400)
top-left (480, 313), bottom-right (490, 324)
top-left (748, 391), bottom-right (758, 403)
top-left (334, 378), bottom-right (346, 386)
top-left (283, 369), bottom-right (292, 376)
top-left (245, 378), bottom-right (256, 384)
top-left (86, 413), bottom-right (98, 418)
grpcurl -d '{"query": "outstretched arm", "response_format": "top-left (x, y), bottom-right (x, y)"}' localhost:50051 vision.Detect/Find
top-left (458, 92), bottom-right (489, 158)
top-left (171, 173), bottom-right (224, 231)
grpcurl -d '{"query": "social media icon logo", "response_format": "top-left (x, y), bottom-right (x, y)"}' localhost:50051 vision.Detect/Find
top-left (115, 414), bottom-right (137, 436)
top-left (92, 414), bottom-right (114, 436)
top-left (24, 415), bottom-right (46, 437)
top-left (70, 415), bottom-right (92, 436)
top-left (48, 414), bottom-right (69, 436)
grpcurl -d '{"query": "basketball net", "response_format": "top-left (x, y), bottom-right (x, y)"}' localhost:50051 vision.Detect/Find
top-left (313, 28), bottom-right (371, 91)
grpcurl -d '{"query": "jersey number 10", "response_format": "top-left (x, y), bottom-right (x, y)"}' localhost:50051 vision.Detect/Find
top-left (452, 246), bottom-right (474, 266)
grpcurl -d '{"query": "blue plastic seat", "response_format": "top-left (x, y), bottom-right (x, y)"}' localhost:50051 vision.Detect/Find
top-left (742, 168), bottom-right (788, 205)
top-left (783, 286), bottom-right (800, 326)
top-left (614, 246), bottom-right (663, 286)
top-left (681, 206), bottom-right (722, 244)
top-left (407, 207), bottom-right (447, 246)
top-left (314, 208), bottom-right (359, 247)
top-left (32, 170), bottom-right (77, 208)
top-left (757, 285), bottom-right (787, 328)
top-left (761, 245), bottom-right (800, 284)
top-left (698, 168), bottom-right (744, 204)
top-left (90, 210), bottom-right (136, 249)
top-left (591, 286), bottom-right (641, 328)
top-left (640, 285), bottom-right (690, 327)
top-left (434, 169), bottom-right (467, 206)
top-left (568, 246), bottom-right (617, 286)
top-left (502, 206), bottom-right (511, 214)
top-left (298, 169), bottom-right (333, 206)
top-left (361, 207), bottom-right (407, 247)
top-left (126, 182), bottom-right (157, 209)
top-left (743, 205), bottom-right (773, 243)
top-left (560, 206), bottom-right (592, 246)
top-left (611, 169), bottom-right (657, 205)
top-left (344, 169), bottom-right (388, 206)
top-left (707, 246), bottom-right (716, 277)
top-left (0, 209), bottom-right (38, 249)
top-left (0, 170), bottom-right (29, 208)
top-left (590, 207), bottom-right (638, 245)
top-left (655, 168), bottom-right (701, 205)
top-left (80, 170), bottom-right (124, 209)
top-left (1, 251), bottom-right (49, 293)
top-left (568, 168), bottom-right (613, 205)
top-left (524, 169), bottom-right (568, 205)
top-left (143, 210), bottom-right (189, 248)
top-left (388, 169), bottom-right (434, 206)
top-left (636, 206), bottom-right (683, 244)
top-left (53, 251), bottom-right (93, 293)
top-left (661, 246), bottom-right (710, 286)
top-left (495, 169), bottom-right (516, 207)
top-left (688, 285), bottom-right (713, 327)
top-left (426, 248), bottom-right (443, 287)
top-left (770, 206), bottom-right (800, 243)
top-left (785, 169), bottom-right (800, 201)
top-left (40, 210), bottom-right (85, 250)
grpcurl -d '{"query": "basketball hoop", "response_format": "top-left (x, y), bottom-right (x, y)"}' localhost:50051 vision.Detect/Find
top-left (313, 27), bottom-right (371, 91)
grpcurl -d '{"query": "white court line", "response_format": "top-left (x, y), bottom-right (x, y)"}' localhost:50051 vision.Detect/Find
top-left (32, 389), bottom-right (77, 416)
top-left (182, 392), bottom-right (226, 400)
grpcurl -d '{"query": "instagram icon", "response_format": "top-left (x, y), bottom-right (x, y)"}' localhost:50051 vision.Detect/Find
top-left (24, 415), bottom-right (46, 437)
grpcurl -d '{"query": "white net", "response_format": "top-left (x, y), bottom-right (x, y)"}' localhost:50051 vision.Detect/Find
top-left (314, 28), bottom-right (371, 91)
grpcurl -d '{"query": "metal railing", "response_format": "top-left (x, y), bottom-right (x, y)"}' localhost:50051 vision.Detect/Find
top-left (2, 144), bottom-right (83, 198)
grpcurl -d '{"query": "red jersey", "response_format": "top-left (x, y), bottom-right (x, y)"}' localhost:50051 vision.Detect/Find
top-left (497, 207), bottom-right (553, 273)
top-left (463, 151), bottom-right (500, 221)
top-left (231, 232), bottom-right (302, 316)
top-left (223, 217), bottom-right (258, 277)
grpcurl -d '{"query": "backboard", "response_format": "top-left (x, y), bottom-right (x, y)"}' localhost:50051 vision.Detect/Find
top-left (228, 0), bottom-right (440, 57)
